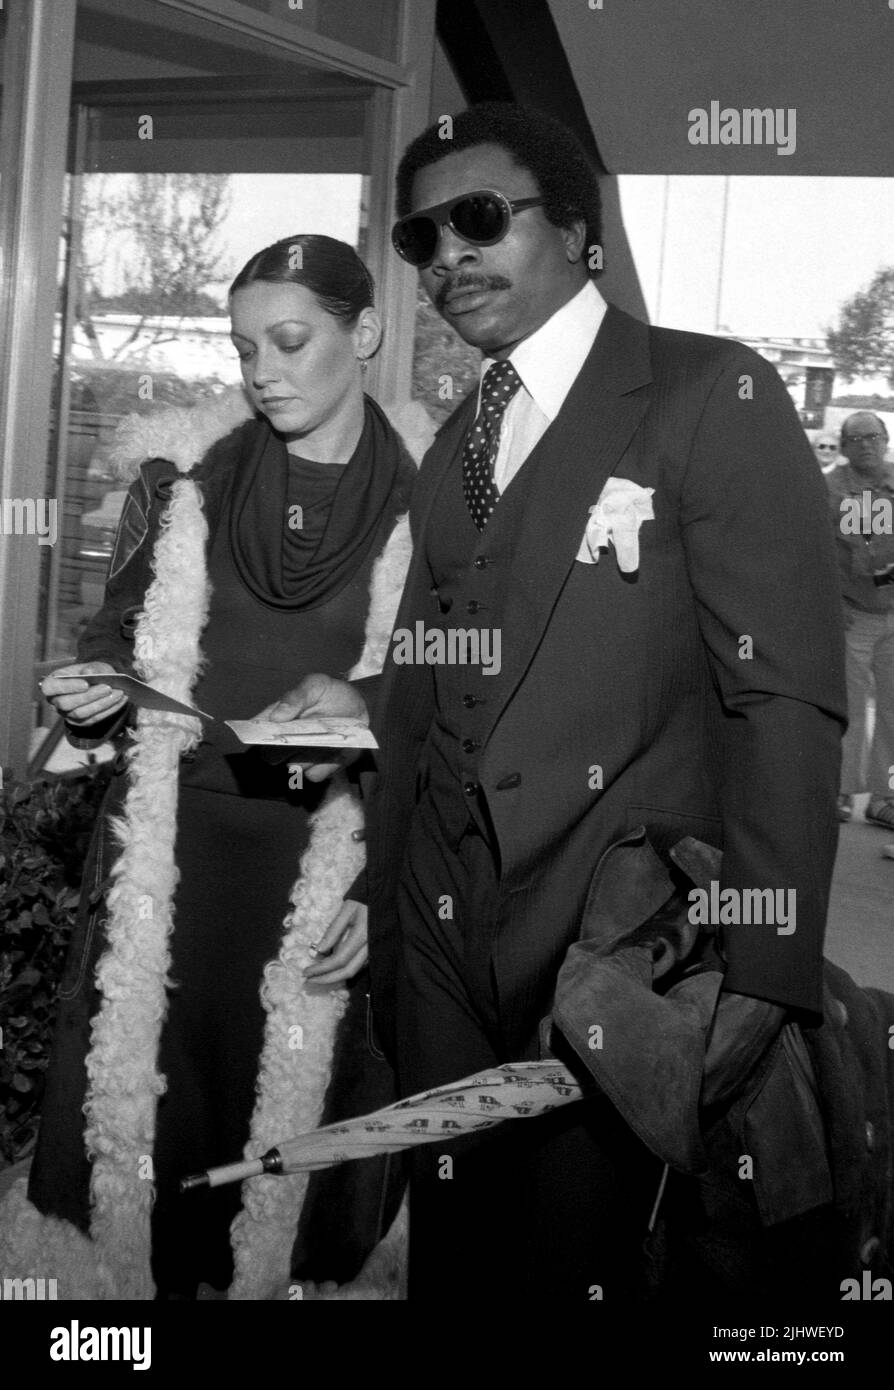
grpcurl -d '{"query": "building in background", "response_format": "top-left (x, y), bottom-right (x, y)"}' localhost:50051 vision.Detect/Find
top-left (3, 0), bottom-right (894, 774)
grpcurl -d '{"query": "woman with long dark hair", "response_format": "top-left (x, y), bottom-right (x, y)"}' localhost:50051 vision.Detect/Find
top-left (6, 236), bottom-right (414, 1299)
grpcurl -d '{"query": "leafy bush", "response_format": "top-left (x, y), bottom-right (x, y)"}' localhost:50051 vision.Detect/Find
top-left (69, 367), bottom-right (230, 425)
top-left (0, 761), bottom-right (113, 1167)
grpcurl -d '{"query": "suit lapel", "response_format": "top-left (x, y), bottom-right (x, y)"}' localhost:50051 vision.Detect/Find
top-left (480, 306), bottom-right (653, 745)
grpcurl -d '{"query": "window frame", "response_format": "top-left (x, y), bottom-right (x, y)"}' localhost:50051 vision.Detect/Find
top-left (0, 0), bottom-right (434, 774)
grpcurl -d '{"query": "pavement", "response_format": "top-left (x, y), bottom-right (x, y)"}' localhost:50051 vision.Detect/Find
top-left (825, 793), bottom-right (894, 993)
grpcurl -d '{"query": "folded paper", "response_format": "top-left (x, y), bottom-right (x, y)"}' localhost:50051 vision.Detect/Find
top-left (62, 672), bottom-right (211, 720)
top-left (226, 717), bottom-right (378, 749)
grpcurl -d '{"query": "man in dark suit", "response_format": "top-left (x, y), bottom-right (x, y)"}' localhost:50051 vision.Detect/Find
top-left (273, 103), bottom-right (846, 1300)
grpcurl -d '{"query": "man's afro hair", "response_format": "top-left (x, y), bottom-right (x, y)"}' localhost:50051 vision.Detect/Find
top-left (395, 102), bottom-right (602, 258)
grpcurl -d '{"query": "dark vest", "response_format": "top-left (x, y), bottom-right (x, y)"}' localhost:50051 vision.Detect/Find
top-left (421, 442), bottom-right (544, 850)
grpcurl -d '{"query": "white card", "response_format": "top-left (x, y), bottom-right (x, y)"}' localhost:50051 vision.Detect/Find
top-left (225, 718), bottom-right (378, 749)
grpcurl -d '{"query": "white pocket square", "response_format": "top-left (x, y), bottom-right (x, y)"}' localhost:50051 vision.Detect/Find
top-left (575, 476), bottom-right (655, 572)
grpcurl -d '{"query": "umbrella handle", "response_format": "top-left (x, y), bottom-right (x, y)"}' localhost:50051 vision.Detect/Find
top-left (180, 1147), bottom-right (283, 1192)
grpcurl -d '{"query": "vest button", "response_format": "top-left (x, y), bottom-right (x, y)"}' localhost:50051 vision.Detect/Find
top-left (463, 781), bottom-right (479, 797)
top-left (462, 694), bottom-right (478, 709)
top-left (462, 738), bottom-right (480, 754)
top-left (474, 556), bottom-right (489, 569)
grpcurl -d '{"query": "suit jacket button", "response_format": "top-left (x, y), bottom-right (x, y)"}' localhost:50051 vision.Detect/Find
top-left (462, 738), bottom-right (480, 754)
top-left (495, 773), bottom-right (522, 790)
top-left (463, 781), bottom-right (479, 797)
top-left (474, 556), bottom-right (489, 569)
top-left (462, 694), bottom-right (477, 709)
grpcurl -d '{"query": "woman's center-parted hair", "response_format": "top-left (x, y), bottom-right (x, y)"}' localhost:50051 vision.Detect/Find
top-left (228, 234), bottom-right (376, 326)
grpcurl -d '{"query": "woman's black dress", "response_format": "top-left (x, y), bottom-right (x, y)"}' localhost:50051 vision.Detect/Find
top-left (28, 404), bottom-right (413, 1298)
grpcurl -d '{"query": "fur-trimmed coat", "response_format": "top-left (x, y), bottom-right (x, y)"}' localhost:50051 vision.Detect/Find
top-left (0, 389), bottom-right (431, 1299)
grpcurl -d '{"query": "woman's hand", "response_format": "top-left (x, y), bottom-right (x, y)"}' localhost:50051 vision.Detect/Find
top-left (40, 662), bottom-right (128, 727)
top-left (254, 672), bottom-right (370, 782)
top-left (303, 900), bottom-right (368, 985)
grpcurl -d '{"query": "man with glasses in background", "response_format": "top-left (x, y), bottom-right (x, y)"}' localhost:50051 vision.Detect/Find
top-left (812, 430), bottom-right (842, 474)
top-left (828, 412), bottom-right (894, 844)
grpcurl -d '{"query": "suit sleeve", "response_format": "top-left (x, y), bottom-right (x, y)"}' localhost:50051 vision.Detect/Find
top-left (679, 348), bottom-right (846, 1019)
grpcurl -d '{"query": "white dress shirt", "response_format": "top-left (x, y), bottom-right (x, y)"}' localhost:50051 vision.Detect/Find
top-left (477, 279), bottom-right (608, 494)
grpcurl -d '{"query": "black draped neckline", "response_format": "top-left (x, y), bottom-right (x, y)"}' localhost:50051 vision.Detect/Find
top-left (228, 395), bottom-right (408, 612)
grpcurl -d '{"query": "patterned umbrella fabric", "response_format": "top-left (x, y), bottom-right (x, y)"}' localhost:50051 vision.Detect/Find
top-left (181, 1062), bottom-right (584, 1190)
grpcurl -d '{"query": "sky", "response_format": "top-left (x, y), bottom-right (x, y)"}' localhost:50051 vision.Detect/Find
top-left (85, 171), bottom-right (894, 347)
top-left (618, 176), bottom-right (894, 339)
top-left (216, 174), bottom-right (364, 285)
top-left (85, 173), bottom-right (364, 306)
top-left (221, 173), bottom-right (894, 344)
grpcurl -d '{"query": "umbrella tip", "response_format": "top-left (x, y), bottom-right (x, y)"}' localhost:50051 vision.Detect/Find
top-left (180, 1172), bottom-right (209, 1193)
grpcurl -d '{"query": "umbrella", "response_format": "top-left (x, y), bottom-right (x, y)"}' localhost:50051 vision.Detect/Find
top-left (181, 1061), bottom-right (583, 1191)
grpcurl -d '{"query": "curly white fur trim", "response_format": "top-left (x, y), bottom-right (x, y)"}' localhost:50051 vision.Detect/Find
top-left (228, 783), bottom-right (362, 1300)
top-left (228, 512), bottom-right (412, 1300)
top-left (0, 401), bottom-right (415, 1300)
top-left (85, 477), bottom-right (210, 1298)
top-left (105, 388), bottom-right (254, 480)
top-left (270, 1194), bottom-right (409, 1300)
top-left (0, 1177), bottom-right (104, 1298)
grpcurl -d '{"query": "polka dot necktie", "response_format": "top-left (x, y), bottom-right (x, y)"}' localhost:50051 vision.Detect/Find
top-left (462, 359), bottom-right (522, 530)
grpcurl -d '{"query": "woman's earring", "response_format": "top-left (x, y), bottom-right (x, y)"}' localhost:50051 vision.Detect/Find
top-left (359, 357), bottom-right (369, 373)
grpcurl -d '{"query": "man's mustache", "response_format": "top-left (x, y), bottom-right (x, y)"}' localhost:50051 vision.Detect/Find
top-left (434, 273), bottom-right (512, 313)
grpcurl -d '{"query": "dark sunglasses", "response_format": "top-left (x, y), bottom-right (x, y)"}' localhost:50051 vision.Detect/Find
top-left (391, 189), bottom-right (544, 268)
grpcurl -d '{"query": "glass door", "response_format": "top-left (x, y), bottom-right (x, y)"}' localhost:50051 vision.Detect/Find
top-left (40, 73), bottom-right (375, 673)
